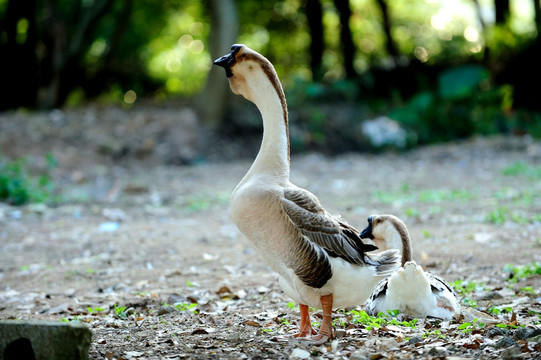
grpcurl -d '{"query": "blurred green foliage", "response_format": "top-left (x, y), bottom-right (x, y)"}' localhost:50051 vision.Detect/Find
top-left (145, 1), bottom-right (210, 96)
top-left (0, 154), bottom-right (56, 205)
top-left (389, 64), bottom-right (541, 144)
top-left (1, 0), bottom-right (540, 146)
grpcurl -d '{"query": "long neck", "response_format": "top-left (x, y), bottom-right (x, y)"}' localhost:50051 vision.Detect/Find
top-left (246, 78), bottom-right (290, 179)
top-left (387, 225), bottom-right (413, 266)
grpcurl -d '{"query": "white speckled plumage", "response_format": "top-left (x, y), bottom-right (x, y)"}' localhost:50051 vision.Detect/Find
top-left (360, 214), bottom-right (459, 320)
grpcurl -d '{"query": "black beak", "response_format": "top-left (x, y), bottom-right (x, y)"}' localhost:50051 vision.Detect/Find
top-left (359, 216), bottom-right (374, 239)
top-left (213, 44), bottom-right (243, 78)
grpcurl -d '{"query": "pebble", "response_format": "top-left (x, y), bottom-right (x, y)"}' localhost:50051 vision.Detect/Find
top-left (225, 332), bottom-right (241, 343)
top-left (529, 328), bottom-right (541, 338)
top-left (513, 327), bottom-right (533, 340)
top-left (157, 306), bottom-right (178, 316)
top-left (350, 350), bottom-right (370, 360)
top-left (98, 222), bottom-right (119, 232)
top-left (408, 336), bottom-right (423, 345)
top-left (493, 337), bottom-right (517, 349)
top-left (428, 346), bottom-right (447, 356)
top-left (290, 348), bottom-right (310, 359)
top-left (486, 326), bottom-right (511, 338)
top-left (476, 291), bottom-right (503, 301)
top-left (500, 345), bottom-right (523, 360)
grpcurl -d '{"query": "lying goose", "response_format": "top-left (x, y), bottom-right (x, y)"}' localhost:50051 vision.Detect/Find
top-left (214, 44), bottom-right (400, 343)
top-left (360, 214), bottom-right (459, 320)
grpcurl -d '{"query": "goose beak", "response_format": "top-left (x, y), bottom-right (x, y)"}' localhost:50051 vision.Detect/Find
top-left (213, 44), bottom-right (244, 78)
top-left (360, 216), bottom-right (374, 239)
top-left (359, 224), bottom-right (374, 239)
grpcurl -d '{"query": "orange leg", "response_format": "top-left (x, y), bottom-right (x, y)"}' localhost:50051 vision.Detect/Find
top-left (294, 304), bottom-right (316, 338)
top-left (311, 294), bottom-right (333, 344)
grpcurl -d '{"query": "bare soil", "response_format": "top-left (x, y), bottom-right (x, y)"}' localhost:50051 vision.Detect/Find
top-left (1, 107), bottom-right (540, 359)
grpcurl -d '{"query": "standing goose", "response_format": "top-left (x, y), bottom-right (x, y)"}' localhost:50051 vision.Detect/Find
top-left (360, 214), bottom-right (459, 320)
top-left (213, 44), bottom-right (400, 343)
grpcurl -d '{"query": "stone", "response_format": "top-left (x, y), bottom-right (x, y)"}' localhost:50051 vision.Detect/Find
top-left (500, 345), bottom-right (523, 360)
top-left (350, 350), bottom-right (370, 360)
top-left (408, 336), bottom-right (423, 345)
top-left (486, 326), bottom-right (511, 338)
top-left (513, 327), bottom-right (533, 340)
top-left (290, 348), bottom-right (310, 359)
top-left (334, 329), bottom-right (346, 339)
top-left (0, 320), bottom-right (91, 360)
top-left (493, 337), bottom-right (517, 349)
top-left (360, 116), bottom-right (408, 148)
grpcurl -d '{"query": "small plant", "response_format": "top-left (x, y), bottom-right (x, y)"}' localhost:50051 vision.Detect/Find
top-left (61, 316), bottom-right (79, 323)
top-left (504, 262), bottom-right (541, 283)
top-left (461, 297), bottom-right (478, 308)
top-left (485, 207), bottom-right (508, 224)
top-left (487, 306), bottom-right (513, 315)
top-left (0, 154), bottom-right (56, 205)
top-left (519, 286), bottom-right (537, 294)
top-left (502, 162), bottom-right (541, 180)
top-left (495, 323), bottom-right (520, 330)
top-left (405, 207), bottom-right (420, 217)
top-left (458, 318), bottom-right (485, 333)
top-left (114, 304), bottom-right (128, 318)
top-left (424, 329), bottom-right (446, 339)
top-left (527, 310), bottom-right (541, 324)
top-left (174, 302), bottom-right (198, 314)
top-left (87, 306), bottom-right (106, 314)
top-left (347, 309), bottom-right (418, 330)
top-left (287, 302), bottom-right (298, 310)
top-left (450, 279), bottom-right (485, 296)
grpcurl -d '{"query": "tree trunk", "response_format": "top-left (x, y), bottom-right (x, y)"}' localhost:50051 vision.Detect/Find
top-left (533, 0), bottom-right (541, 44)
top-left (374, 0), bottom-right (398, 60)
top-left (0, 0), bottom-right (39, 110)
top-left (494, 0), bottom-right (510, 24)
top-left (333, 0), bottom-right (356, 78)
top-left (304, 0), bottom-right (325, 81)
top-left (472, 0), bottom-right (489, 61)
top-left (195, 0), bottom-right (239, 129)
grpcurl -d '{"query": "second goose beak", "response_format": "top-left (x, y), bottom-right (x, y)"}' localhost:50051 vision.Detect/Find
top-left (360, 223), bottom-right (374, 239)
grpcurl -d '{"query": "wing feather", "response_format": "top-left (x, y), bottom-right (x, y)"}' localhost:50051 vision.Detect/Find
top-left (282, 187), bottom-right (377, 265)
top-left (428, 273), bottom-right (456, 294)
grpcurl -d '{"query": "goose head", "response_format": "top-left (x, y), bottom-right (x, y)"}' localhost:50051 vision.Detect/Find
top-left (214, 44), bottom-right (284, 105)
top-left (360, 214), bottom-right (412, 265)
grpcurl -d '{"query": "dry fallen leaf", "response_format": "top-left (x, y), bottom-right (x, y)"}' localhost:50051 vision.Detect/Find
top-left (242, 320), bottom-right (262, 327)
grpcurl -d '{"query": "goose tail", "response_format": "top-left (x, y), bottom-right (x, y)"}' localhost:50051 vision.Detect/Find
top-left (367, 249), bottom-right (400, 277)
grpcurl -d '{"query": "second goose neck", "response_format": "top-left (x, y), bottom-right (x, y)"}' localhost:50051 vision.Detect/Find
top-left (387, 227), bottom-right (413, 266)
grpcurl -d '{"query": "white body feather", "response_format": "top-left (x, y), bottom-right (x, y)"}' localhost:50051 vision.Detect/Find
top-left (366, 261), bottom-right (458, 320)
top-left (279, 257), bottom-right (391, 309)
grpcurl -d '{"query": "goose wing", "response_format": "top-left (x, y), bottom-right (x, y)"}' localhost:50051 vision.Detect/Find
top-left (281, 187), bottom-right (378, 265)
top-left (427, 272), bottom-right (456, 295)
top-left (365, 277), bottom-right (389, 315)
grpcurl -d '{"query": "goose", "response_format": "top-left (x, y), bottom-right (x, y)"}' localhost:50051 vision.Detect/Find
top-left (359, 214), bottom-right (459, 320)
top-left (213, 44), bottom-right (400, 343)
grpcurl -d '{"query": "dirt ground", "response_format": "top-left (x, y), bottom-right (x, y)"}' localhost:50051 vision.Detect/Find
top-left (1, 107), bottom-right (541, 359)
